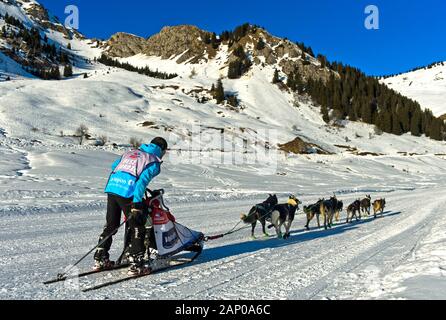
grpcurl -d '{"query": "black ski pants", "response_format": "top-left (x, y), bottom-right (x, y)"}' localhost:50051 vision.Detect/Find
top-left (94, 194), bottom-right (147, 260)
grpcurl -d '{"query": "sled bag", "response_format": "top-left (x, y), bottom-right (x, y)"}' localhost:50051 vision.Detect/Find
top-left (151, 208), bottom-right (203, 258)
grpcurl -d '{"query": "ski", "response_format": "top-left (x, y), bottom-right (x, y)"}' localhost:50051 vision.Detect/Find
top-left (43, 263), bottom-right (130, 285)
top-left (81, 251), bottom-right (201, 292)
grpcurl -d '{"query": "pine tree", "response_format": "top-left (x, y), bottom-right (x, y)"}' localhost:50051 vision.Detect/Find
top-left (286, 72), bottom-right (295, 90)
top-left (410, 109), bottom-right (421, 136)
top-left (317, 54), bottom-right (327, 68)
top-left (63, 64), bottom-right (73, 77)
top-left (256, 38), bottom-right (265, 50)
top-left (210, 33), bottom-right (219, 49)
top-left (228, 61), bottom-right (240, 79)
top-left (272, 69), bottom-right (280, 84)
top-left (429, 118), bottom-right (443, 140)
top-left (51, 67), bottom-right (61, 80)
top-left (348, 104), bottom-right (357, 121)
top-left (203, 33), bottom-right (211, 44)
top-left (361, 101), bottom-right (372, 123)
top-left (381, 112), bottom-right (392, 133)
top-left (321, 105), bottom-right (330, 123)
top-left (392, 113), bottom-right (403, 135)
top-left (233, 45), bottom-right (245, 58)
top-left (214, 79), bottom-right (225, 104)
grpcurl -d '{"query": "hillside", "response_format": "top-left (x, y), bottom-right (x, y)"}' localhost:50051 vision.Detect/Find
top-left (0, 0), bottom-right (444, 145)
top-left (381, 62), bottom-right (446, 118)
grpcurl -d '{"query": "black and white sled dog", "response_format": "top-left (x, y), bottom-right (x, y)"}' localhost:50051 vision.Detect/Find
top-left (269, 195), bottom-right (301, 239)
top-left (303, 199), bottom-right (324, 230)
top-left (240, 194), bottom-right (278, 238)
top-left (320, 195), bottom-right (339, 230)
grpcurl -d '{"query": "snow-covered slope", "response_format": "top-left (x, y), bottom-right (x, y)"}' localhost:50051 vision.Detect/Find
top-left (381, 62), bottom-right (446, 117)
top-left (2, 64), bottom-right (446, 156)
top-left (1, 1), bottom-right (446, 300)
top-left (0, 51), bottom-right (34, 79)
top-left (0, 0), bottom-right (102, 79)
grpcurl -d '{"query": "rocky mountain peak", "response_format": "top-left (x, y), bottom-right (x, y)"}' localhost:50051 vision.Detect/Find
top-left (106, 32), bottom-right (146, 58)
top-left (104, 23), bottom-right (332, 83)
top-left (144, 25), bottom-right (212, 63)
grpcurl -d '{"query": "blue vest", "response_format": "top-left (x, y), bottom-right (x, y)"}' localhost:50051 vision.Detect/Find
top-left (105, 148), bottom-right (161, 198)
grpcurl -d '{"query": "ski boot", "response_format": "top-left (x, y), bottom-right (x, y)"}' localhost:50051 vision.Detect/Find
top-left (93, 257), bottom-right (115, 271)
top-left (128, 254), bottom-right (152, 276)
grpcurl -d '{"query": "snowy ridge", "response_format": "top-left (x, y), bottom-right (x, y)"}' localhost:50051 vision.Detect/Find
top-left (381, 62), bottom-right (446, 117)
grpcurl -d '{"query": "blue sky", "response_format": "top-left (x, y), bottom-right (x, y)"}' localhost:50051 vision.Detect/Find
top-left (38, 0), bottom-right (445, 76)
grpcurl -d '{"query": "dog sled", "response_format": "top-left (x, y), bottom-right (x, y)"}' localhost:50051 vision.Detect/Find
top-left (139, 188), bottom-right (204, 261)
top-left (44, 189), bottom-right (204, 291)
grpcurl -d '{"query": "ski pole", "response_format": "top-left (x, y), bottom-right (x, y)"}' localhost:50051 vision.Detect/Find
top-left (57, 219), bottom-right (126, 280)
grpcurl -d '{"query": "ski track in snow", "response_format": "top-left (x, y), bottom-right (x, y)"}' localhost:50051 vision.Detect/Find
top-left (0, 136), bottom-right (445, 299)
top-left (1, 186), bottom-right (446, 299)
top-left (0, 121), bottom-right (446, 299)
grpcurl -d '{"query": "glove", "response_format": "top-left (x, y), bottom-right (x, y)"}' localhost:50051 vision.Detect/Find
top-left (130, 202), bottom-right (145, 225)
top-left (131, 202), bottom-right (144, 211)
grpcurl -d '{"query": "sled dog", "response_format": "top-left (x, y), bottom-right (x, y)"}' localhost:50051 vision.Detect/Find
top-left (373, 198), bottom-right (386, 218)
top-left (269, 195), bottom-right (301, 239)
top-left (360, 195), bottom-right (372, 216)
top-left (240, 194), bottom-right (278, 238)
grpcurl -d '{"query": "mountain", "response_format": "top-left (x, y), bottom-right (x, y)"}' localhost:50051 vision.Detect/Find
top-left (104, 24), bottom-right (332, 83)
top-left (0, 0), bottom-right (445, 151)
top-left (0, 0), bottom-right (100, 79)
top-left (381, 61), bottom-right (446, 118)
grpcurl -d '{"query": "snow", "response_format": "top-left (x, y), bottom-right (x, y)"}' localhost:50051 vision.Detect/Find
top-left (1, 114), bottom-right (446, 299)
top-left (0, 1), bottom-right (35, 28)
top-left (381, 62), bottom-right (446, 117)
top-left (0, 52), bottom-right (35, 79)
top-left (1, 139), bottom-right (446, 299)
top-left (1, 0), bottom-right (446, 301)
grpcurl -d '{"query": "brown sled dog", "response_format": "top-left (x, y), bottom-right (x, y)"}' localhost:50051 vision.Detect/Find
top-left (334, 200), bottom-right (343, 222)
top-left (320, 196), bottom-right (339, 230)
top-left (373, 198), bottom-right (386, 218)
top-left (360, 195), bottom-right (372, 216)
top-left (346, 199), bottom-right (361, 223)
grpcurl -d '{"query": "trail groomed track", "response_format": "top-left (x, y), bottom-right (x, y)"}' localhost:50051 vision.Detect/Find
top-left (1, 187), bottom-right (445, 299)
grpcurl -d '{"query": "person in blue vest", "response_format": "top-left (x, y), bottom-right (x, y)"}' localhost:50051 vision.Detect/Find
top-left (94, 137), bottom-right (168, 275)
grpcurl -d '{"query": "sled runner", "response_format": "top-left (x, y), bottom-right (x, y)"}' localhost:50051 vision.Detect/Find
top-left (81, 251), bottom-right (201, 292)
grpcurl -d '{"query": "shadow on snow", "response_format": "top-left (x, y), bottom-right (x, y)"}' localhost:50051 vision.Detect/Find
top-left (175, 210), bottom-right (401, 269)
